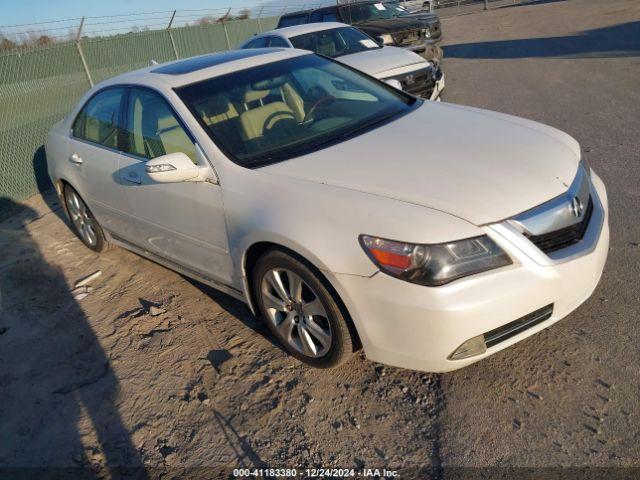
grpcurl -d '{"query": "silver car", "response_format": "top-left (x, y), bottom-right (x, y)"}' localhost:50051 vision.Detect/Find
top-left (46, 49), bottom-right (608, 372)
top-left (239, 22), bottom-right (444, 100)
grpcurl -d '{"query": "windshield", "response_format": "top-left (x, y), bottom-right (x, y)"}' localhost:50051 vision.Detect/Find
top-left (176, 54), bottom-right (417, 168)
top-left (383, 1), bottom-right (412, 17)
top-left (289, 27), bottom-right (381, 58)
top-left (349, 2), bottom-right (403, 22)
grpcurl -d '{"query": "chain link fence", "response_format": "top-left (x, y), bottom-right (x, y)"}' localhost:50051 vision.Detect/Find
top-left (0, 11), bottom-right (282, 216)
top-left (1, 0), bottom-right (535, 216)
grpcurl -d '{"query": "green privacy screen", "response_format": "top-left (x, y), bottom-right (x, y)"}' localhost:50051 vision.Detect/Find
top-left (0, 16), bottom-right (279, 216)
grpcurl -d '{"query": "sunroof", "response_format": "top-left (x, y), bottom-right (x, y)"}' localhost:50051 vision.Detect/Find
top-left (152, 49), bottom-right (283, 75)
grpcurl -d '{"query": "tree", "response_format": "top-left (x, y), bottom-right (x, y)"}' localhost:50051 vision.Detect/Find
top-left (235, 8), bottom-right (251, 20)
top-left (0, 34), bottom-right (16, 51)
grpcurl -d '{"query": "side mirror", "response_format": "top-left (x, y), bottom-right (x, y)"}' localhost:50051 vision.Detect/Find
top-left (145, 152), bottom-right (208, 184)
top-left (375, 36), bottom-right (385, 47)
top-left (384, 78), bottom-right (403, 91)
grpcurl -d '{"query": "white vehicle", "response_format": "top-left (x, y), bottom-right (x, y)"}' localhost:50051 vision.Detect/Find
top-left (46, 49), bottom-right (608, 373)
top-left (239, 23), bottom-right (444, 100)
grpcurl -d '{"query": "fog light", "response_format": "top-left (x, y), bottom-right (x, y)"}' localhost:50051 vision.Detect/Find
top-left (448, 335), bottom-right (487, 360)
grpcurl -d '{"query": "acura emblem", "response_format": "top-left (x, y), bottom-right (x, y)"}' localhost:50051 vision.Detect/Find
top-left (405, 74), bottom-right (415, 85)
top-left (570, 196), bottom-right (584, 218)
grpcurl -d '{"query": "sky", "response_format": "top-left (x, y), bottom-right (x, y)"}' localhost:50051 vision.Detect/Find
top-left (0, 0), bottom-right (328, 39)
top-left (1, 0), bottom-right (260, 26)
top-left (0, 0), bottom-right (335, 39)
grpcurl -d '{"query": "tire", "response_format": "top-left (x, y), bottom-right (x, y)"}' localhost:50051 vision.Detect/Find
top-left (63, 185), bottom-right (111, 252)
top-left (253, 249), bottom-right (354, 368)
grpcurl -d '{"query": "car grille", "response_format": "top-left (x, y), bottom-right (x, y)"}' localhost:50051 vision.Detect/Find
top-left (392, 67), bottom-right (437, 98)
top-left (393, 29), bottom-right (425, 47)
top-left (525, 197), bottom-right (594, 254)
top-left (484, 304), bottom-right (554, 348)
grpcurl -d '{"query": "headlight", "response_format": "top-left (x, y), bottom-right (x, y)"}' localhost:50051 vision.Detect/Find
top-left (377, 34), bottom-right (394, 45)
top-left (359, 234), bottom-right (512, 286)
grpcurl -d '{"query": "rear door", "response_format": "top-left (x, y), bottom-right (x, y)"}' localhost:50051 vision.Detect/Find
top-left (68, 87), bottom-right (138, 241)
top-left (117, 87), bottom-right (233, 285)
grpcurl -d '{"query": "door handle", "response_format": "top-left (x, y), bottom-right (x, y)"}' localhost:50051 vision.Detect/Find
top-left (123, 171), bottom-right (141, 184)
top-left (69, 153), bottom-right (83, 165)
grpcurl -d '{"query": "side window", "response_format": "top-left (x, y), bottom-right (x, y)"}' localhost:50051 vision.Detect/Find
top-left (122, 88), bottom-right (196, 163)
top-left (72, 88), bottom-right (125, 149)
top-left (267, 36), bottom-right (290, 48)
top-left (322, 12), bottom-right (339, 22)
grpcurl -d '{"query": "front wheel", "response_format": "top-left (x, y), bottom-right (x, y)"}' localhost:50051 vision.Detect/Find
top-left (253, 250), bottom-right (355, 368)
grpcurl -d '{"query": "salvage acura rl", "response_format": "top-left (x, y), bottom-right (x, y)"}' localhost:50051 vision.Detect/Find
top-left (46, 48), bottom-right (609, 372)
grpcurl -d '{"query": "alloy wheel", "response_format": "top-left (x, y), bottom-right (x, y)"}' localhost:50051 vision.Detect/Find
top-left (65, 189), bottom-right (98, 247)
top-left (260, 268), bottom-right (333, 358)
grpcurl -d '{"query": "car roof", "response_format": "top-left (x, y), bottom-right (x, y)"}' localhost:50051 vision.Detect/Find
top-left (95, 48), bottom-right (311, 90)
top-left (265, 22), bottom-right (351, 38)
top-left (280, 0), bottom-right (378, 16)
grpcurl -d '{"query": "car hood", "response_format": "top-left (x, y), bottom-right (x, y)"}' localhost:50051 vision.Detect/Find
top-left (262, 102), bottom-right (581, 226)
top-left (400, 12), bottom-right (440, 25)
top-left (354, 18), bottom-right (425, 35)
top-left (338, 46), bottom-right (427, 77)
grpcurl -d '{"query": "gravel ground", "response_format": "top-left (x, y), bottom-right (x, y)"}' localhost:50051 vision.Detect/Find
top-left (0, 0), bottom-right (639, 478)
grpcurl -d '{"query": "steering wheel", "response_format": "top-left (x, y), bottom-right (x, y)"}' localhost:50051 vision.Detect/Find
top-left (302, 95), bottom-right (336, 124)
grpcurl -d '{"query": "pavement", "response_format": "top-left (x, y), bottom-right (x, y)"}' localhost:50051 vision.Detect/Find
top-left (0, 0), bottom-right (639, 478)
top-left (438, 0), bottom-right (640, 473)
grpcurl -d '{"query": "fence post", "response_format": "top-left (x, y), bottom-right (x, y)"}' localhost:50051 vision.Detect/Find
top-left (167, 10), bottom-right (179, 59)
top-left (484, 0), bottom-right (489, 10)
top-left (221, 8), bottom-right (231, 50)
top-left (256, 6), bottom-right (264, 32)
top-left (75, 17), bottom-right (94, 88)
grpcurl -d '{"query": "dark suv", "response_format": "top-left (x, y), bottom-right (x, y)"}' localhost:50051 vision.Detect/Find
top-left (277, 1), bottom-right (443, 60)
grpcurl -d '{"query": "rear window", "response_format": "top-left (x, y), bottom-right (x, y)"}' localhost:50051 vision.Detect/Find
top-left (278, 14), bottom-right (309, 28)
top-left (310, 11), bottom-right (339, 22)
top-left (290, 27), bottom-right (380, 58)
top-left (244, 37), bottom-right (268, 49)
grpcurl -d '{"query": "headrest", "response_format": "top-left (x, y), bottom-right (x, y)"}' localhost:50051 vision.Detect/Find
top-left (244, 89), bottom-right (270, 104)
top-left (197, 96), bottom-right (233, 117)
top-left (251, 75), bottom-right (287, 91)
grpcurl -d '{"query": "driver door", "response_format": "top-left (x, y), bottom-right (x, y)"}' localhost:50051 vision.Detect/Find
top-left (117, 87), bottom-right (233, 285)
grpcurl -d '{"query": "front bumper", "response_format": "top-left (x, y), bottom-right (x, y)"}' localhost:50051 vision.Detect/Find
top-left (329, 173), bottom-right (609, 373)
top-left (430, 69), bottom-right (445, 101)
top-left (384, 65), bottom-right (445, 100)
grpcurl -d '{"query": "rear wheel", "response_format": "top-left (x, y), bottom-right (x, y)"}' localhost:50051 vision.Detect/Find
top-left (63, 185), bottom-right (111, 252)
top-left (253, 250), bottom-right (354, 368)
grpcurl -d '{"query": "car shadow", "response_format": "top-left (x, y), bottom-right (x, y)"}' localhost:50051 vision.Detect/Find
top-left (499, 0), bottom-right (569, 8)
top-left (443, 20), bottom-right (640, 59)
top-left (0, 197), bottom-right (147, 479)
top-left (183, 277), bottom-right (285, 353)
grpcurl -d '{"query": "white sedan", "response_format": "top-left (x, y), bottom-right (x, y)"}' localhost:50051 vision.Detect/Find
top-left (239, 22), bottom-right (444, 100)
top-left (46, 48), bottom-right (608, 372)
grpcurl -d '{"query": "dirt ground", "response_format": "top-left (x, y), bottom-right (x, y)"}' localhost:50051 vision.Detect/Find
top-left (1, 0), bottom-right (639, 478)
top-left (0, 193), bottom-right (443, 478)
